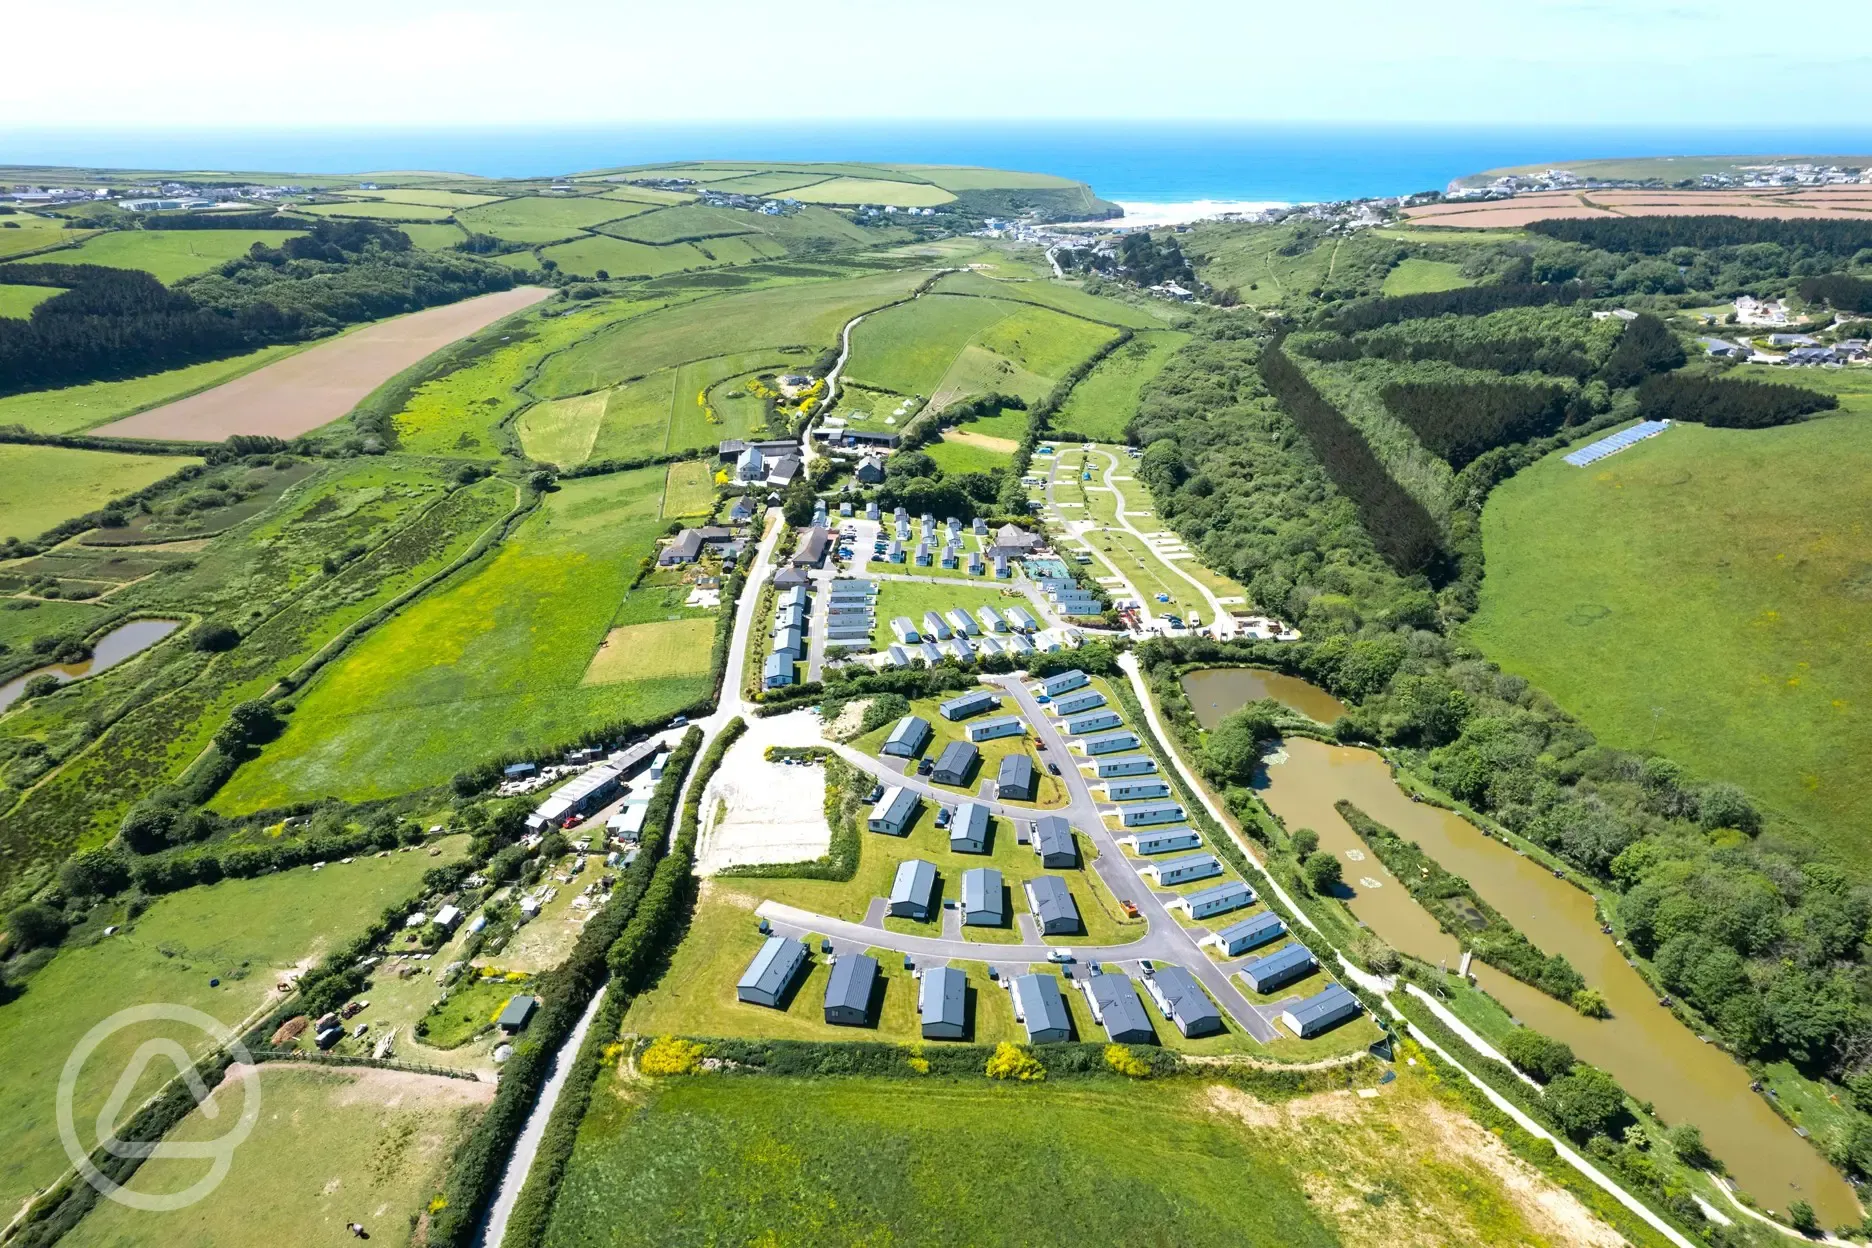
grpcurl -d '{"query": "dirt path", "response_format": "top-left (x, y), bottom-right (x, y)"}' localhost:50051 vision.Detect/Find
top-left (94, 287), bottom-right (553, 441)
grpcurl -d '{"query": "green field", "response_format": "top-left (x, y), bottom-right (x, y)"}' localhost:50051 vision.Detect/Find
top-left (924, 432), bottom-right (1014, 475)
top-left (0, 344), bottom-right (305, 435)
top-left (1052, 330), bottom-right (1191, 440)
top-left (1471, 410), bottom-right (1872, 860)
top-left (457, 196), bottom-right (641, 237)
top-left (398, 221), bottom-right (470, 250)
top-left (0, 844), bottom-right (461, 1211)
top-left (1381, 258), bottom-right (1475, 295)
top-left (3, 230), bottom-right (304, 283)
top-left (0, 281), bottom-right (58, 318)
top-left (659, 459), bottom-right (717, 517)
top-left (933, 268), bottom-right (1174, 330)
top-left (297, 200), bottom-right (457, 221)
top-left (63, 1065), bottom-right (486, 1247)
top-left (0, 446), bottom-right (201, 542)
top-left (846, 293), bottom-right (1121, 409)
top-left (215, 467), bottom-right (710, 808)
top-left (522, 349), bottom-right (800, 465)
top-left (0, 214), bottom-right (88, 259)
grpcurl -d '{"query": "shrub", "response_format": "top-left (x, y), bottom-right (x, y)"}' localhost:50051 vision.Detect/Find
top-left (1666, 1122), bottom-right (1712, 1170)
top-left (1572, 987), bottom-right (1610, 1018)
top-left (1500, 1027), bottom-right (1576, 1083)
top-left (191, 622), bottom-right (240, 652)
top-left (639, 1035), bottom-right (705, 1076)
top-left (5, 901), bottom-right (67, 951)
top-left (985, 1041), bottom-right (1046, 1082)
top-left (20, 674), bottom-right (60, 701)
top-left (1302, 850), bottom-right (1343, 894)
top-left (1104, 1044), bottom-right (1152, 1078)
top-left (1789, 1199), bottom-right (1817, 1233)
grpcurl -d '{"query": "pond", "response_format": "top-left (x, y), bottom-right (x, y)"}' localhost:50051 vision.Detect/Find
top-left (1185, 667), bottom-right (1861, 1227)
top-left (0, 618), bottom-right (181, 713)
top-left (1182, 666), bottom-right (1347, 727)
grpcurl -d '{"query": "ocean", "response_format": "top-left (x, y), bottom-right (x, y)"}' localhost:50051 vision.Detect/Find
top-left (9, 122), bottom-right (1872, 205)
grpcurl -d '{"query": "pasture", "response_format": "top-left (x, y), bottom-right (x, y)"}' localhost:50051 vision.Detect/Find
top-left (1470, 411), bottom-right (1872, 862)
top-left (1381, 257), bottom-right (1474, 295)
top-left (846, 293), bottom-right (1121, 410)
top-left (0, 213), bottom-right (86, 259)
top-left (659, 459), bottom-right (717, 517)
top-left (457, 196), bottom-right (641, 237)
top-left (215, 467), bottom-right (710, 808)
top-left (790, 176), bottom-right (956, 206)
top-left (933, 268), bottom-right (1173, 330)
top-left (298, 200), bottom-right (457, 221)
top-left (0, 281), bottom-right (58, 318)
top-left (3, 230), bottom-right (304, 283)
top-left (924, 432), bottom-right (1013, 475)
top-left (846, 294), bottom-right (1016, 395)
top-left (1052, 329), bottom-right (1191, 440)
top-left (398, 221), bottom-right (470, 250)
top-left (0, 843), bottom-right (461, 1212)
top-left (0, 446), bottom-right (200, 542)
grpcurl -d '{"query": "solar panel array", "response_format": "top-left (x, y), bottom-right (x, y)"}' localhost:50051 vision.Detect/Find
top-left (1563, 420), bottom-right (1672, 467)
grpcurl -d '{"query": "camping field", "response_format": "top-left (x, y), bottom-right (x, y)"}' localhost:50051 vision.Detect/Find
top-left (1051, 329), bottom-right (1191, 440)
top-left (0, 445), bottom-right (200, 542)
top-left (1470, 407), bottom-right (1872, 862)
top-left (2, 230), bottom-right (304, 283)
top-left (214, 467), bottom-right (713, 809)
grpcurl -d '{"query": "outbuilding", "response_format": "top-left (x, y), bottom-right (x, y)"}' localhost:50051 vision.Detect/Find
top-left (920, 965), bottom-right (967, 1039)
top-left (1024, 875), bottom-right (1080, 935)
top-left (889, 859), bottom-right (939, 920)
top-left (1087, 972), bottom-right (1156, 1044)
top-left (961, 867), bottom-right (1004, 925)
top-left (1031, 816), bottom-right (1078, 868)
top-left (1280, 983), bottom-right (1363, 1038)
top-left (931, 740), bottom-right (980, 786)
top-left (1144, 965), bottom-right (1223, 1038)
top-left (736, 936), bottom-right (808, 1007)
top-left (1239, 942), bottom-right (1318, 994)
top-left (1013, 973), bottom-right (1073, 1044)
top-left (823, 953), bottom-right (879, 1026)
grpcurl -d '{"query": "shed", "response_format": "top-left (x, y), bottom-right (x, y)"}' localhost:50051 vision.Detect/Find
top-left (1031, 816), bottom-right (1078, 868)
top-left (1144, 965), bottom-right (1223, 1038)
top-left (1013, 973), bottom-right (1073, 1044)
top-left (1087, 973), bottom-right (1156, 1044)
top-left (1239, 942), bottom-right (1318, 994)
top-left (949, 801), bottom-right (990, 854)
top-left (931, 740), bottom-right (980, 786)
top-left (883, 715), bottom-right (932, 758)
top-left (1280, 983), bottom-right (1363, 1038)
top-left (996, 753), bottom-right (1036, 802)
top-left (889, 858), bottom-right (939, 920)
top-left (737, 936), bottom-right (808, 1007)
top-left (920, 965), bottom-right (967, 1039)
top-left (823, 953), bottom-right (879, 1026)
top-left (1024, 875), bottom-right (1081, 935)
top-left (961, 867), bottom-right (1004, 926)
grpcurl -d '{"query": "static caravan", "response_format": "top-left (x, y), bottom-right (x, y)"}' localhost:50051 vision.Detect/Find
top-left (966, 714), bottom-right (1025, 744)
top-left (823, 954), bottom-right (879, 1026)
top-left (1280, 983), bottom-right (1363, 1038)
top-left (939, 689), bottom-right (998, 721)
top-left (1239, 942), bottom-right (1318, 994)
top-left (868, 785), bottom-right (920, 836)
top-left (737, 936), bottom-right (807, 1007)
top-left (1119, 802), bottom-right (1185, 828)
top-left (949, 800), bottom-right (990, 853)
top-left (1040, 669), bottom-right (1088, 698)
top-left (977, 606), bottom-right (1007, 634)
top-left (931, 740), bottom-right (980, 786)
top-left (1141, 852), bottom-right (1221, 886)
top-left (1086, 973), bottom-right (1155, 1044)
top-left (1006, 606), bottom-right (1039, 633)
top-left (1013, 973), bottom-right (1073, 1044)
top-left (1144, 965), bottom-right (1223, 1038)
top-left (945, 608), bottom-right (980, 637)
top-left (889, 858), bottom-right (939, 920)
top-left (1024, 875), bottom-right (1080, 935)
top-left (882, 715), bottom-right (932, 757)
top-left (1095, 754), bottom-right (1158, 779)
top-left (921, 611), bottom-right (952, 641)
top-left (1031, 816), bottom-right (1078, 868)
top-left (1178, 879), bottom-right (1254, 920)
top-left (1121, 827), bottom-right (1202, 856)
top-left (961, 866), bottom-right (1004, 926)
top-left (1064, 709), bottom-right (1123, 736)
top-left (920, 965), bottom-right (967, 1039)
top-left (1051, 689), bottom-right (1106, 716)
top-left (1078, 730), bottom-right (1140, 756)
top-left (890, 616), bottom-right (920, 645)
top-left (1104, 779), bottom-right (1171, 802)
top-left (996, 754), bottom-right (1036, 802)
top-left (1204, 911), bottom-right (1287, 957)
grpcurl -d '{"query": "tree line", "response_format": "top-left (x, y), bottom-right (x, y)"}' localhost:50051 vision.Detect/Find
top-left (1300, 326), bottom-right (1598, 381)
top-left (1796, 274), bottom-right (1872, 315)
top-left (1322, 281), bottom-right (1591, 334)
top-left (1529, 215), bottom-right (1872, 256)
top-left (1636, 373), bottom-right (1839, 428)
top-left (1380, 378), bottom-right (1573, 468)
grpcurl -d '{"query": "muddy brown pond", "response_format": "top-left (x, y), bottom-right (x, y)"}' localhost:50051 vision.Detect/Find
top-left (0, 618), bottom-right (180, 713)
top-left (1185, 667), bottom-right (1859, 1227)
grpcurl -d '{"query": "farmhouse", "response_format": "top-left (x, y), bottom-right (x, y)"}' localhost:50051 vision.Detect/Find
top-left (737, 936), bottom-right (808, 1007)
top-left (855, 455), bottom-right (885, 484)
top-left (1119, 802), bottom-right (1185, 828)
top-left (966, 714), bottom-right (1025, 743)
top-left (1104, 779), bottom-right (1171, 802)
top-left (1024, 875), bottom-right (1080, 935)
top-left (939, 690), bottom-right (999, 721)
top-left (1078, 730), bottom-right (1140, 756)
top-left (883, 715), bottom-right (932, 757)
top-left (1031, 816), bottom-right (1078, 868)
top-left (1204, 911), bottom-right (1288, 957)
top-left (1086, 972), bottom-right (1156, 1044)
top-left (1144, 965), bottom-right (1223, 1038)
top-left (1121, 827), bottom-right (1203, 856)
top-left (961, 866), bottom-right (1005, 925)
top-left (931, 740), bottom-right (980, 786)
top-left (1239, 942), bottom-right (1318, 994)
top-left (1141, 852), bottom-right (1222, 886)
top-left (1280, 983), bottom-right (1363, 1038)
top-left (889, 858), bottom-right (939, 920)
top-left (1012, 973), bottom-right (1073, 1044)
top-left (1040, 669), bottom-right (1089, 698)
top-left (1051, 689), bottom-right (1106, 716)
top-left (949, 801), bottom-right (990, 853)
top-left (996, 754), bottom-right (1036, 801)
top-left (920, 965), bottom-right (967, 1039)
top-left (1095, 754), bottom-right (1157, 778)
top-left (868, 785), bottom-right (920, 835)
top-left (823, 954), bottom-right (879, 1026)
top-left (1178, 879), bottom-right (1254, 920)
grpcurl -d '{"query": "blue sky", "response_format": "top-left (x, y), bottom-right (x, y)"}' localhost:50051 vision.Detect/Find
top-left (4, 0), bottom-right (1866, 127)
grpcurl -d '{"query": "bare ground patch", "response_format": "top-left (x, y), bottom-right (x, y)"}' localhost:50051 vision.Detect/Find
top-left (944, 428), bottom-right (1020, 453)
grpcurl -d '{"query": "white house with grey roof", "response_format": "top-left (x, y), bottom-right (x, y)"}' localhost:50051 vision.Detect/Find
top-left (939, 689), bottom-right (998, 721)
top-left (1039, 669), bottom-right (1088, 697)
top-left (1178, 879), bottom-right (1254, 919)
top-left (1063, 709), bottom-right (1123, 736)
top-left (1104, 778), bottom-right (1171, 802)
top-left (1204, 911), bottom-right (1287, 957)
top-left (1281, 983), bottom-right (1363, 1038)
top-left (883, 715), bottom-right (931, 758)
top-left (966, 714), bottom-right (1025, 743)
top-left (1122, 827), bottom-right (1202, 856)
top-left (1119, 802), bottom-right (1185, 828)
top-left (1077, 730), bottom-right (1140, 756)
top-left (1239, 942), bottom-right (1318, 994)
top-left (1095, 754), bottom-right (1157, 778)
top-left (737, 935), bottom-right (808, 1007)
top-left (1051, 689), bottom-right (1106, 716)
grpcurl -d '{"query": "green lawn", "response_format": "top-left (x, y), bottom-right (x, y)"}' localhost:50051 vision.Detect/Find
top-left (933, 268), bottom-right (1174, 330)
top-left (1470, 412), bottom-right (1872, 861)
top-left (216, 467), bottom-right (709, 808)
top-left (659, 460), bottom-right (717, 518)
top-left (1053, 330), bottom-right (1191, 440)
top-left (3, 230), bottom-right (304, 283)
top-left (399, 221), bottom-right (470, 251)
top-left (0, 282), bottom-right (59, 318)
top-left (923, 433), bottom-right (1013, 475)
top-left (0, 842), bottom-right (462, 1212)
top-left (0, 446), bottom-right (202, 542)
top-left (61, 1064), bottom-right (487, 1248)
top-left (1381, 258), bottom-right (1475, 295)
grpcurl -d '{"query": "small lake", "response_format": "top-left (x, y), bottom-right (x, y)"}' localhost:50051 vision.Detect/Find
top-left (1184, 666), bottom-right (1861, 1226)
top-left (1182, 666), bottom-right (1347, 727)
top-left (0, 618), bottom-right (181, 713)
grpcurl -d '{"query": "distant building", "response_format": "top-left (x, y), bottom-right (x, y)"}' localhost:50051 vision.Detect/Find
top-left (1280, 983), bottom-right (1363, 1038)
top-left (997, 754), bottom-right (1036, 802)
top-left (1144, 965), bottom-right (1223, 1037)
top-left (1086, 973), bottom-right (1156, 1044)
top-left (949, 801), bottom-right (990, 854)
top-left (737, 936), bottom-right (808, 1006)
top-left (1024, 875), bottom-right (1080, 935)
top-left (1031, 816), bottom-right (1078, 868)
top-left (1013, 973), bottom-right (1073, 1044)
top-left (961, 866), bottom-right (1005, 925)
top-left (823, 953), bottom-right (879, 1026)
top-left (889, 859), bottom-right (939, 920)
top-left (920, 965), bottom-right (967, 1039)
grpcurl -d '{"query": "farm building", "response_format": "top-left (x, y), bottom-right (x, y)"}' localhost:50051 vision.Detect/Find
top-left (1052, 689), bottom-right (1106, 716)
top-left (1063, 710), bottom-right (1123, 736)
top-left (1141, 852), bottom-right (1222, 886)
top-left (931, 740), bottom-right (980, 786)
top-left (737, 936), bottom-right (808, 1007)
top-left (1281, 983), bottom-right (1363, 1038)
top-left (1086, 973), bottom-right (1156, 1044)
top-left (1006, 606), bottom-right (1038, 633)
top-left (890, 617), bottom-right (920, 645)
top-left (607, 801), bottom-right (650, 844)
top-left (997, 754), bottom-right (1036, 802)
top-left (1040, 669), bottom-right (1088, 698)
top-left (498, 995), bottom-right (539, 1033)
top-left (939, 690), bottom-right (999, 721)
top-left (1078, 730), bottom-right (1140, 756)
top-left (921, 611), bottom-right (952, 641)
top-left (1178, 879), bottom-right (1254, 920)
top-left (1120, 802), bottom-right (1185, 828)
top-left (883, 715), bottom-right (932, 757)
top-left (823, 954), bottom-right (879, 1026)
top-left (1239, 943), bottom-right (1318, 994)
top-left (949, 801), bottom-right (990, 853)
top-left (966, 715), bottom-right (1025, 743)
top-left (961, 866), bottom-right (1004, 925)
top-left (1031, 816), bottom-right (1078, 868)
top-left (762, 653), bottom-right (794, 689)
top-left (868, 785), bottom-right (920, 835)
top-left (1204, 912), bottom-right (1288, 957)
top-left (1095, 754), bottom-right (1157, 778)
top-left (1121, 827), bottom-right (1202, 856)
top-left (920, 965), bottom-right (967, 1039)
top-left (526, 764), bottom-right (623, 831)
top-left (889, 858), bottom-right (939, 920)
top-left (1105, 779), bottom-right (1171, 802)
top-left (1024, 875), bottom-right (1080, 935)
top-left (1144, 965), bottom-right (1224, 1038)
top-left (1013, 973), bottom-right (1073, 1044)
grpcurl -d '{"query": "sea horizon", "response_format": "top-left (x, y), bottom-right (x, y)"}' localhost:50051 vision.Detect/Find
top-left (8, 121), bottom-right (1872, 204)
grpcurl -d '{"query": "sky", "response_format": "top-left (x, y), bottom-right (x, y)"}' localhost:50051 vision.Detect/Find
top-left (5, 0), bottom-right (1868, 128)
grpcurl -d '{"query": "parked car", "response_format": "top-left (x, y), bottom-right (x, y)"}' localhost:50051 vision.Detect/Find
top-left (1046, 948), bottom-right (1074, 964)
top-left (935, 807), bottom-right (952, 829)
top-left (1046, 762), bottom-right (1060, 776)
top-left (917, 758), bottom-right (934, 776)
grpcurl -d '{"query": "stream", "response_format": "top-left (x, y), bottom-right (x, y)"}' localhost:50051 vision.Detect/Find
top-left (1184, 666), bottom-right (1860, 1227)
top-left (0, 618), bottom-right (181, 713)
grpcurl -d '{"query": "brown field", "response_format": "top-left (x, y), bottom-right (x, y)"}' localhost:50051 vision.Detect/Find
top-left (93, 287), bottom-right (552, 441)
top-left (1406, 185), bottom-right (1872, 230)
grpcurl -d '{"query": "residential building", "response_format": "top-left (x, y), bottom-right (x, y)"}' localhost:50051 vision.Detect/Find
top-left (855, 455), bottom-right (886, 484)
top-left (1095, 754), bottom-right (1157, 778)
top-left (1239, 942), bottom-right (1318, 994)
top-left (1064, 709), bottom-right (1123, 736)
top-left (977, 606), bottom-right (1007, 633)
top-left (1142, 852), bottom-right (1222, 886)
top-left (1006, 633), bottom-right (1036, 656)
top-left (885, 644), bottom-right (911, 668)
top-left (1013, 973), bottom-right (1073, 1043)
top-left (1025, 875), bottom-right (1080, 934)
top-left (920, 965), bottom-right (967, 1038)
top-left (890, 617), bottom-right (921, 645)
top-left (1119, 802), bottom-right (1185, 828)
top-left (950, 801), bottom-right (990, 853)
top-left (1031, 816), bottom-right (1078, 868)
top-left (771, 626), bottom-right (803, 661)
top-left (1204, 912), bottom-right (1287, 957)
top-left (823, 954), bottom-right (879, 1026)
top-left (1051, 689), bottom-right (1106, 716)
top-left (1144, 965), bottom-right (1223, 1037)
top-left (1079, 730), bottom-right (1141, 756)
top-left (1121, 828), bottom-right (1202, 856)
top-left (737, 936), bottom-right (808, 1006)
top-left (889, 858), bottom-right (939, 920)
top-left (931, 740), bottom-right (980, 786)
top-left (792, 527), bottom-right (830, 568)
top-left (966, 714), bottom-right (1025, 743)
top-left (961, 866), bottom-right (1004, 925)
top-left (978, 635), bottom-right (1004, 658)
top-left (1281, 983), bottom-right (1363, 1038)
top-left (883, 715), bottom-right (932, 757)
top-left (945, 608), bottom-right (980, 637)
top-left (867, 785), bottom-right (920, 835)
top-left (1105, 779), bottom-right (1171, 802)
top-left (1178, 879), bottom-right (1254, 919)
top-left (988, 523), bottom-right (1042, 560)
top-left (947, 635), bottom-right (975, 663)
top-left (939, 690), bottom-right (998, 720)
top-left (1086, 973), bottom-right (1155, 1044)
top-left (996, 754), bottom-right (1036, 801)
top-left (966, 552), bottom-right (985, 576)
top-left (735, 445), bottom-right (766, 482)
top-left (1040, 669), bottom-right (1089, 697)
top-left (914, 542), bottom-right (932, 567)
top-left (762, 652), bottom-right (794, 689)
top-left (922, 611), bottom-right (952, 641)
top-left (918, 641), bottom-right (943, 664)
top-left (1006, 606), bottom-right (1039, 633)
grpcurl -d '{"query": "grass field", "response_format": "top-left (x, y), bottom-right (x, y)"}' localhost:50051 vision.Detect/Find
top-left (0, 214), bottom-right (88, 259)
top-left (399, 221), bottom-right (470, 250)
top-left (790, 176), bottom-right (956, 207)
top-left (1052, 330), bottom-right (1191, 440)
top-left (924, 432), bottom-right (1014, 475)
top-left (541, 1061), bottom-right (1611, 1248)
top-left (298, 200), bottom-right (457, 221)
top-left (528, 349), bottom-right (801, 465)
top-left (659, 459), bottom-right (716, 517)
top-left (1470, 410), bottom-right (1872, 861)
top-left (535, 234), bottom-right (741, 279)
top-left (0, 281), bottom-right (59, 318)
top-left (61, 1064), bottom-right (489, 1248)
top-left (1382, 258), bottom-right (1475, 295)
top-left (932, 268), bottom-right (1174, 330)
top-left (0, 344), bottom-right (305, 435)
top-left (3, 230), bottom-right (304, 283)
top-left (457, 196), bottom-right (640, 237)
top-left (0, 843), bottom-right (462, 1212)
top-left (0, 446), bottom-right (202, 542)
top-left (215, 468), bottom-right (710, 808)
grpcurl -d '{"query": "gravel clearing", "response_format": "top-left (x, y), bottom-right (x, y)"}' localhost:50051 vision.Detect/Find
top-left (695, 710), bottom-right (833, 875)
